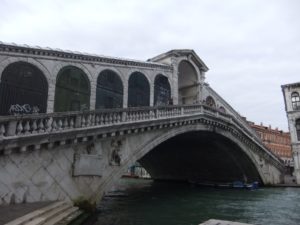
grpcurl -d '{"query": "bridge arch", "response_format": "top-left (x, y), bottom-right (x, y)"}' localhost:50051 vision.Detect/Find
top-left (178, 60), bottom-right (199, 105)
top-left (96, 69), bottom-right (123, 109)
top-left (54, 66), bottom-right (91, 112)
top-left (154, 74), bottom-right (171, 106)
top-left (128, 71), bottom-right (150, 107)
top-left (96, 124), bottom-right (268, 202)
top-left (0, 61), bottom-right (48, 115)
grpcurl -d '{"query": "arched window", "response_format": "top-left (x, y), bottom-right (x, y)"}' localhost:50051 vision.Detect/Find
top-left (0, 62), bottom-right (48, 115)
top-left (154, 74), bottom-right (171, 106)
top-left (219, 106), bottom-right (226, 113)
top-left (96, 70), bottom-right (123, 109)
top-left (296, 119), bottom-right (300, 141)
top-left (206, 96), bottom-right (216, 108)
top-left (128, 72), bottom-right (150, 107)
top-left (54, 66), bottom-right (90, 112)
top-left (291, 92), bottom-right (300, 110)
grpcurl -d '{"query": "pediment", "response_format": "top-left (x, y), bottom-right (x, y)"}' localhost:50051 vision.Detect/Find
top-left (148, 49), bottom-right (209, 72)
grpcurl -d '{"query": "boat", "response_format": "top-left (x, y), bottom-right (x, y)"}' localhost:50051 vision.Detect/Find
top-left (190, 180), bottom-right (259, 190)
top-left (233, 181), bottom-right (259, 190)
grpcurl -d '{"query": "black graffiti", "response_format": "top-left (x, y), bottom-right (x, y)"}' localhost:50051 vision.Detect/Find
top-left (8, 104), bottom-right (40, 115)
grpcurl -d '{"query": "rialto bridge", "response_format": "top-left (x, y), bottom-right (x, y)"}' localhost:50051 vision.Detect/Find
top-left (0, 42), bottom-right (285, 205)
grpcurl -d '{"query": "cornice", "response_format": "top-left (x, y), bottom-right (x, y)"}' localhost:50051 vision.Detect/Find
top-left (0, 42), bottom-right (173, 71)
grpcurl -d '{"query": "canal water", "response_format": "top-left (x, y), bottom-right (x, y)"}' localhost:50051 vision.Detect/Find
top-left (94, 179), bottom-right (300, 225)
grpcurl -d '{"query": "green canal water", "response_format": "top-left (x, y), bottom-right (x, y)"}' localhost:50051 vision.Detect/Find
top-left (94, 179), bottom-right (300, 225)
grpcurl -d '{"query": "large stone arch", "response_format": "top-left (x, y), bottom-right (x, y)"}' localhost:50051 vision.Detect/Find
top-left (154, 74), bottom-right (171, 106)
top-left (0, 61), bottom-right (49, 115)
top-left (177, 60), bottom-right (200, 105)
top-left (93, 124), bottom-right (273, 203)
top-left (52, 62), bottom-right (94, 111)
top-left (54, 65), bottom-right (91, 112)
top-left (127, 71), bottom-right (150, 107)
top-left (0, 57), bottom-right (54, 113)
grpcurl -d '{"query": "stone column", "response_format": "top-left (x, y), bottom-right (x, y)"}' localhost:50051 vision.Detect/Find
top-left (293, 146), bottom-right (300, 184)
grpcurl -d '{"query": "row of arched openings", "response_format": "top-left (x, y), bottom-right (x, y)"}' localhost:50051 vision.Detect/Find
top-left (0, 62), bottom-right (171, 115)
top-left (205, 96), bottom-right (226, 113)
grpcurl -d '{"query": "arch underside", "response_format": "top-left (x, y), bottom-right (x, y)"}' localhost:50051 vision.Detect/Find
top-left (139, 131), bottom-right (262, 184)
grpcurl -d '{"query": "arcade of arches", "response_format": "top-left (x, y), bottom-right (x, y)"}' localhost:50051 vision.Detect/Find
top-left (0, 62), bottom-right (173, 115)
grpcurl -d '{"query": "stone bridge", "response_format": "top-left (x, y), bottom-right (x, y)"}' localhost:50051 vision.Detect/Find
top-left (0, 104), bottom-right (285, 204)
top-left (0, 43), bottom-right (285, 205)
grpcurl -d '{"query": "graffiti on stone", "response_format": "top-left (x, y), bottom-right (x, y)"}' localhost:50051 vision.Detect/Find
top-left (8, 104), bottom-right (40, 115)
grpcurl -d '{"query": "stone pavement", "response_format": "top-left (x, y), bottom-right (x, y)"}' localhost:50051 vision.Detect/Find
top-left (200, 219), bottom-right (252, 225)
top-left (0, 201), bottom-right (52, 224)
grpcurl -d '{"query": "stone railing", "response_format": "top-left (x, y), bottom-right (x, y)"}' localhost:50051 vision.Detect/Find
top-left (0, 105), bottom-right (186, 138)
top-left (0, 104), bottom-right (262, 141)
top-left (0, 103), bottom-right (284, 166)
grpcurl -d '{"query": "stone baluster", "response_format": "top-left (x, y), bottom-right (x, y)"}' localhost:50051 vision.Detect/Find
top-left (6, 120), bottom-right (17, 136)
top-left (31, 120), bottom-right (38, 134)
top-left (133, 111), bottom-right (137, 121)
top-left (90, 114), bottom-right (95, 126)
top-left (95, 115), bottom-right (100, 125)
top-left (24, 121), bottom-right (30, 134)
top-left (0, 124), bottom-right (5, 138)
top-left (100, 114), bottom-right (104, 125)
top-left (109, 114), bottom-right (113, 124)
top-left (117, 112), bottom-right (121, 123)
top-left (38, 119), bottom-right (45, 133)
top-left (81, 116), bottom-right (86, 127)
top-left (57, 119), bottom-right (63, 130)
top-left (69, 118), bottom-right (74, 128)
top-left (52, 120), bottom-right (57, 131)
top-left (16, 121), bottom-right (23, 135)
top-left (45, 117), bottom-right (53, 132)
top-left (127, 112), bottom-right (132, 121)
top-left (145, 111), bottom-right (149, 119)
top-left (140, 111), bottom-right (144, 120)
top-left (104, 114), bottom-right (108, 124)
top-left (86, 114), bottom-right (91, 127)
top-left (63, 118), bottom-right (69, 129)
top-left (121, 111), bottom-right (127, 122)
top-left (75, 114), bottom-right (82, 128)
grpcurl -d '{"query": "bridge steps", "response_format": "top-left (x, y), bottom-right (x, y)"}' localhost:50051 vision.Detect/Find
top-left (4, 201), bottom-right (80, 225)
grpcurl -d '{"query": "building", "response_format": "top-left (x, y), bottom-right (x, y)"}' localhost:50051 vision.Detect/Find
top-left (282, 82), bottom-right (300, 183)
top-left (248, 121), bottom-right (292, 167)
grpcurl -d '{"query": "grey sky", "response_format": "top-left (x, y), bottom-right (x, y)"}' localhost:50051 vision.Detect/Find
top-left (1, 0), bottom-right (299, 131)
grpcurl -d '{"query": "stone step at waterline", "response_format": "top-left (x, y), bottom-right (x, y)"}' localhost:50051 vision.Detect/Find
top-left (4, 201), bottom-right (67, 225)
top-left (24, 203), bottom-right (73, 225)
top-left (42, 207), bottom-right (79, 225)
top-left (54, 209), bottom-right (83, 225)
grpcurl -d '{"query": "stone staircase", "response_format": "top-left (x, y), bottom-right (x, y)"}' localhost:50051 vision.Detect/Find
top-left (4, 201), bottom-right (81, 225)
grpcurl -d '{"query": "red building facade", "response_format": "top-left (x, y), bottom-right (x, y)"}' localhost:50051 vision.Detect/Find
top-left (248, 121), bottom-right (292, 166)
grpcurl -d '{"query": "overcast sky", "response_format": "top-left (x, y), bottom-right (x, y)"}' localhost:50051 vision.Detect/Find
top-left (1, 0), bottom-right (299, 131)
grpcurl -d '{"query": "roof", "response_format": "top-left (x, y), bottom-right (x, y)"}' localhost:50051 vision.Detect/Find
top-left (281, 82), bottom-right (300, 89)
top-left (148, 49), bottom-right (209, 72)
